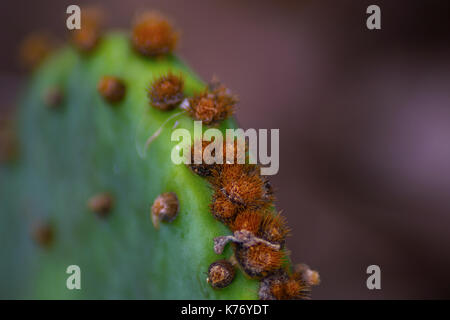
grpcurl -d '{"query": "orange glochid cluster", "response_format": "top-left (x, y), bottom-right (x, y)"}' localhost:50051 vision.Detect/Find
top-left (207, 259), bottom-right (235, 289)
top-left (258, 268), bottom-right (312, 300)
top-left (234, 242), bottom-right (285, 278)
top-left (97, 76), bottom-right (126, 104)
top-left (148, 73), bottom-right (184, 111)
top-left (188, 127), bottom-right (317, 299)
top-left (184, 81), bottom-right (237, 126)
top-left (87, 192), bottom-right (114, 218)
top-left (151, 192), bottom-right (179, 229)
top-left (131, 11), bottom-right (178, 57)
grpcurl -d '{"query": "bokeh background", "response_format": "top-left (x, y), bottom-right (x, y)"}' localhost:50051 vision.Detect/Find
top-left (1, 0), bottom-right (450, 299)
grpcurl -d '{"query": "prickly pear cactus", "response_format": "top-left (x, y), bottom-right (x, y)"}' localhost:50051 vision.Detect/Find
top-left (0, 11), bottom-right (318, 300)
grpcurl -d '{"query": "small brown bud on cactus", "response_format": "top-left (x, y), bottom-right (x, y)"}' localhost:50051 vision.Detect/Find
top-left (98, 76), bottom-right (126, 104)
top-left (149, 73), bottom-right (184, 110)
top-left (131, 11), bottom-right (178, 57)
top-left (259, 269), bottom-right (311, 300)
top-left (210, 192), bottom-right (239, 225)
top-left (234, 242), bottom-right (284, 278)
top-left (211, 164), bottom-right (271, 208)
top-left (151, 192), bottom-right (179, 229)
top-left (184, 83), bottom-right (237, 126)
top-left (88, 192), bottom-right (114, 218)
top-left (32, 222), bottom-right (54, 248)
top-left (207, 260), bottom-right (235, 289)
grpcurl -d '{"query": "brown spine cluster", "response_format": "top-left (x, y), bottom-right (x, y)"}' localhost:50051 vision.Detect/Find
top-left (230, 208), bottom-right (263, 234)
top-left (258, 264), bottom-right (319, 300)
top-left (190, 136), bottom-right (317, 298)
top-left (212, 164), bottom-right (273, 209)
top-left (207, 260), bottom-right (235, 289)
top-left (97, 76), bottom-right (126, 104)
top-left (87, 192), bottom-right (114, 218)
top-left (149, 73), bottom-right (184, 111)
top-left (204, 162), bottom-right (290, 282)
top-left (234, 242), bottom-right (285, 278)
top-left (131, 11), bottom-right (178, 57)
top-left (184, 82), bottom-right (237, 126)
top-left (151, 192), bottom-right (179, 229)
top-left (259, 212), bottom-right (290, 247)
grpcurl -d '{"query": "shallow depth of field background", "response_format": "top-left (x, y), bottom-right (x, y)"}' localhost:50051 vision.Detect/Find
top-left (1, 0), bottom-right (450, 299)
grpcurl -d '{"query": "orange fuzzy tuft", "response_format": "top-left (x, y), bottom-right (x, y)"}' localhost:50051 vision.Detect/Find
top-left (259, 212), bottom-right (290, 247)
top-left (97, 76), bottom-right (126, 104)
top-left (131, 11), bottom-right (178, 57)
top-left (230, 209), bottom-right (264, 235)
top-left (149, 73), bottom-right (184, 110)
top-left (212, 164), bottom-right (269, 208)
top-left (185, 84), bottom-right (237, 126)
top-left (259, 269), bottom-right (311, 300)
top-left (207, 260), bottom-right (235, 289)
top-left (151, 192), bottom-right (179, 229)
top-left (259, 270), bottom-right (288, 300)
top-left (284, 279), bottom-right (303, 298)
top-left (87, 192), bottom-right (114, 218)
top-left (210, 192), bottom-right (240, 225)
top-left (293, 263), bottom-right (321, 286)
top-left (235, 243), bottom-right (284, 278)
top-left (269, 282), bottom-right (286, 300)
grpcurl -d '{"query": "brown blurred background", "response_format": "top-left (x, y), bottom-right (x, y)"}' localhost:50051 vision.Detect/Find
top-left (1, 0), bottom-right (450, 299)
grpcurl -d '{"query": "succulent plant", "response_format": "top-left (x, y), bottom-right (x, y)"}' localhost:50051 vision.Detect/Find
top-left (0, 10), bottom-right (318, 299)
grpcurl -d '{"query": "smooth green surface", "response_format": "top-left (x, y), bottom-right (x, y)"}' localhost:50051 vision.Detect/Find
top-left (0, 33), bottom-right (258, 299)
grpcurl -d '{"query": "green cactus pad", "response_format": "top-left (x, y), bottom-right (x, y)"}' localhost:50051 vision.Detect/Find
top-left (0, 33), bottom-right (263, 299)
